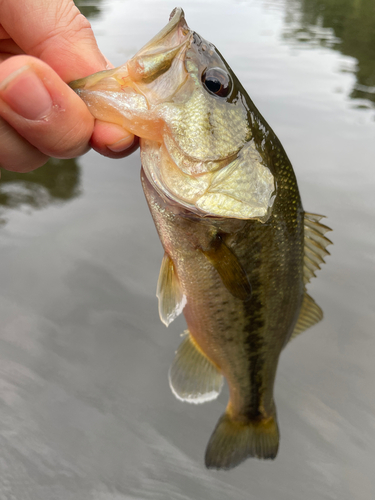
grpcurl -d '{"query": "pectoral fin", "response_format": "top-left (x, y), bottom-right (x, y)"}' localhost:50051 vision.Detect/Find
top-left (289, 292), bottom-right (323, 342)
top-left (201, 236), bottom-right (252, 301)
top-left (169, 333), bottom-right (224, 404)
top-left (156, 252), bottom-right (186, 326)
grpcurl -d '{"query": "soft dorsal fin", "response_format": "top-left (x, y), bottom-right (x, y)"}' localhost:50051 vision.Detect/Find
top-left (201, 235), bottom-right (252, 301)
top-left (156, 252), bottom-right (186, 326)
top-left (289, 213), bottom-right (332, 343)
top-left (303, 212), bottom-right (332, 284)
top-left (169, 332), bottom-right (224, 404)
top-left (289, 292), bottom-right (323, 342)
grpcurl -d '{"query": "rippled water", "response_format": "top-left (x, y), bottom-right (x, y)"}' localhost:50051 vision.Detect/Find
top-left (1, 1), bottom-right (374, 498)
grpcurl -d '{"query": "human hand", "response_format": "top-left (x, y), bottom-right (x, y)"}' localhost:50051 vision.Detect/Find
top-left (0, 0), bottom-right (137, 173)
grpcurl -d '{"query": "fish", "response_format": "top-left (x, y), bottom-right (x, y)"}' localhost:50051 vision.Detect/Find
top-left (70, 8), bottom-right (332, 470)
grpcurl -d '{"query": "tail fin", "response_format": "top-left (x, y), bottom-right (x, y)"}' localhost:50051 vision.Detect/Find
top-left (205, 411), bottom-right (279, 470)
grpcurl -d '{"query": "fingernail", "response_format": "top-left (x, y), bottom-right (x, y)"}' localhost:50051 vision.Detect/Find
top-left (0, 65), bottom-right (52, 120)
top-left (107, 133), bottom-right (135, 152)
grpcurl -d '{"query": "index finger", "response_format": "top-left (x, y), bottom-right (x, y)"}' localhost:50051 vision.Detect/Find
top-left (0, 0), bottom-right (108, 80)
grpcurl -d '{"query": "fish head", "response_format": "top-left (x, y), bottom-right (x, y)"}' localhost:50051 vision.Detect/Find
top-left (71, 8), bottom-right (275, 220)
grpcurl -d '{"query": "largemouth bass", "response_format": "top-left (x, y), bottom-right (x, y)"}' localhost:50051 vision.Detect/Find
top-left (71, 8), bottom-right (332, 470)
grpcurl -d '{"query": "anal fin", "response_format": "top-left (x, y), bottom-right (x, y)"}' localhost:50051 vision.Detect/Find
top-left (156, 252), bottom-right (186, 327)
top-left (169, 332), bottom-right (223, 404)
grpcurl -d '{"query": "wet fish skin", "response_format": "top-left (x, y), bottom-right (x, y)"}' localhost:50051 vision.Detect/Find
top-left (70, 8), bottom-right (331, 470)
top-left (141, 137), bottom-right (304, 467)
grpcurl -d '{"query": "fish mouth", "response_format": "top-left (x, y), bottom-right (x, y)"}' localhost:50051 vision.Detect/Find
top-left (126, 8), bottom-right (192, 91)
top-left (70, 8), bottom-right (192, 105)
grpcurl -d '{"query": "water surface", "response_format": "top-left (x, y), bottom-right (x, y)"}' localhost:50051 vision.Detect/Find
top-left (0, 1), bottom-right (374, 498)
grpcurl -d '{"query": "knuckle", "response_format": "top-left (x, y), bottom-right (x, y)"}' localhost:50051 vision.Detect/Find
top-left (55, 4), bottom-right (93, 38)
top-left (3, 159), bottom-right (47, 173)
top-left (0, 116), bottom-right (49, 171)
top-left (44, 119), bottom-right (91, 158)
top-left (0, 152), bottom-right (49, 172)
top-left (31, 5), bottom-right (94, 55)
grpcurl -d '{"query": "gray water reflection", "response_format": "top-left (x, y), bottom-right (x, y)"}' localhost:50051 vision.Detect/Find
top-left (283, 0), bottom-right (375, 108)
top-left (74, 0), bottom-right (102, 19)
top-left (1, 1), bottom-right (375, 499)
top-left (0, 158), bottom-right (81, 225)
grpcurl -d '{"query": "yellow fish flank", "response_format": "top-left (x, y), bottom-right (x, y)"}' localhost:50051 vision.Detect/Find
top-left (71, 8), bottom-right (332, 470)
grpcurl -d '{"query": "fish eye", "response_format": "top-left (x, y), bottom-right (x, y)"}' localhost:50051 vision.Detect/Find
top-left (202, 67), bottom-right (232, 98)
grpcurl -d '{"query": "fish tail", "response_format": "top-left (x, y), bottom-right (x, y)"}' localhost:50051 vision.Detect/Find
top-left (205, 410), bottom-right (279, 470)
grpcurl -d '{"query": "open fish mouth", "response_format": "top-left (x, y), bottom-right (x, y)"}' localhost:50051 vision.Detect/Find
top-left (126, 8), bottom-right (193, 97)
top-left (134, 7), bottom-right (191, 59)
top-left (69, 8), bottom-right (195, 149)
top-left (70, 8), bottom-right (192, 105)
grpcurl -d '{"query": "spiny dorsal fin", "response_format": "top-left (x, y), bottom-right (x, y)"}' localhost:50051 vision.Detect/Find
top-left (169, 332), bottom-right (224, 404)
top-left (304, 212), bottom-right (332, 285)
top-left (289, 292), bottom-right (323, 341)
top-left (156, 252), bottom-right (186, 326)
top-left (201, 235), bottom-right (252, 301)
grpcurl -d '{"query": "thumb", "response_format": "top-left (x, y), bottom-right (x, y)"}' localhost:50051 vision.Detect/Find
top-left (0, 0), bottom-right (109, 81)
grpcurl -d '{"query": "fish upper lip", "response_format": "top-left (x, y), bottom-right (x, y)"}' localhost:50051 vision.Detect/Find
top-left (135, 7), bottom-right (191, 56)
top-left (124, 8), bottom-right (192, 90)
top-left (168, 7), bottom-right (190, 35)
